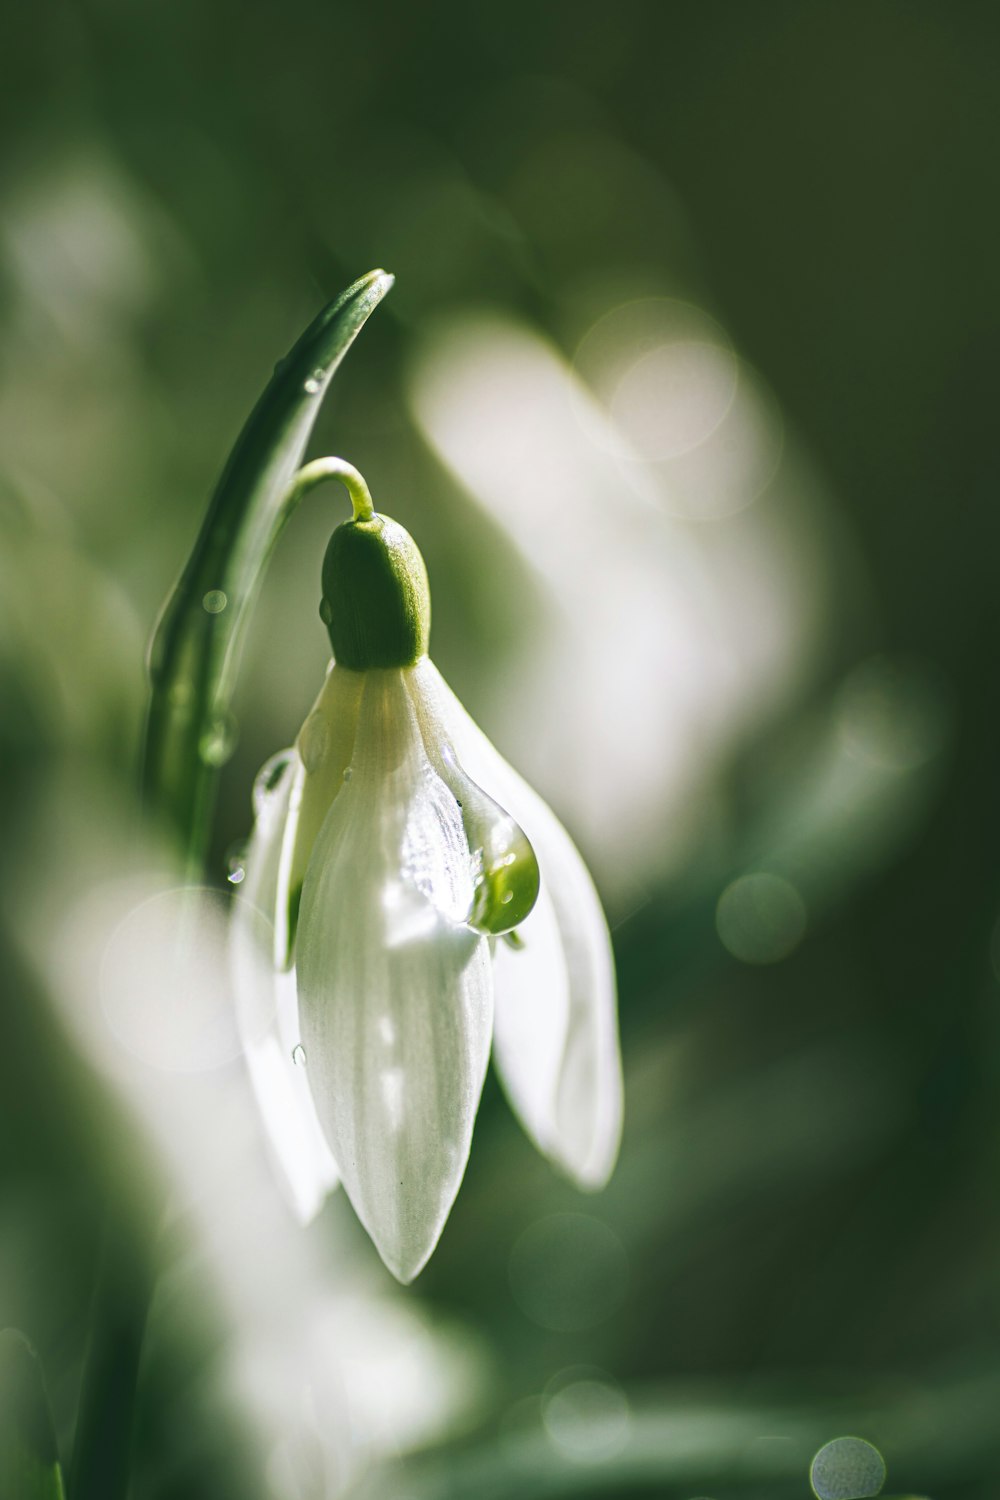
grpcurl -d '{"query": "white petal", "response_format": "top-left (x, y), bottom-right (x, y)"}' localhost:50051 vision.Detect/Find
top-left (490, 884), bottom-right (571, 1162)
top-left (297, 670), bottom-right (493, 1282)
top-left (410, 659), bottom-right (623, 1188)
top-left (278, 662), bottom-right (364, 966)
top-left (232, 751), bottom-right (340, 1222)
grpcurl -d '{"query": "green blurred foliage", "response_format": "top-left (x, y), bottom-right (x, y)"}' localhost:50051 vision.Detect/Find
top-left (2, 3), bottom-right (1000, 1499)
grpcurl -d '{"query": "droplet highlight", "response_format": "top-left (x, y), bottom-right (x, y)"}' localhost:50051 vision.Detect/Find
top-left (252, 750), bottom-right (293, 816)
top-left (226, 842), bottom-right (247, 884)
top-left (199, 712), bottom-right (239, 768)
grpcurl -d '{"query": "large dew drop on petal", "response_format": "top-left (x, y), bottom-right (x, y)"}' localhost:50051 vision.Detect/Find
top-left (296, 670), bottom-right (493, 1283)
top-left (433, 747), bottom-right (540, 935)
top-left (409, 660), bottom-right (623, 1189)
top-left (231, 751), bottom-right (340, 1222)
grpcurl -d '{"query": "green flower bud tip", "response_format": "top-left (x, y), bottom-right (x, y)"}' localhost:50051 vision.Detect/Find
top-left (320, 514), bottom-right (431, 671)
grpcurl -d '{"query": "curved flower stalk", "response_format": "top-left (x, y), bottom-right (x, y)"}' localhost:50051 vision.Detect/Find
top-left (233, 461), bottom-right (623, 1283)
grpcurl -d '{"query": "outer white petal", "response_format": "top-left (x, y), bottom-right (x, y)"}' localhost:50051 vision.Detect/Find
top-left (297, 669), bottom-right (493, 1283)
top-left (410, 659), bottom-right (623, 1188)
top-left (278, 662), bottom-right (364, 965)
top-left (232, 751), bottom-right (340, 1223)
top-left (489, 883), bottom-right (571, 1162)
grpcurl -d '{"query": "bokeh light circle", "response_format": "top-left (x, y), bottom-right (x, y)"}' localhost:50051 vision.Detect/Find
top-left (609, 338), bottom-right (738, 461)
top-left (542, 1369), bottom-right (630, 1462)
top-left (573, 297), bottom-right (736, 462)
top-left (836, 655), bottom-right (948, 772)
top-left (508, 1213), bottom-right (628, 1331)
top-left (716, 872), bottom-right (807, 964)
top-left (572, 295), bottom-right (784, 519)
top-left (810, 1436), bottom-right (886, 1500)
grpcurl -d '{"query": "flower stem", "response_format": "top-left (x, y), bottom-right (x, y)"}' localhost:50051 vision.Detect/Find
top-left (288, 456), bottom-right (376, 522)
top-left (70, 271), bottom-right (393, 1500)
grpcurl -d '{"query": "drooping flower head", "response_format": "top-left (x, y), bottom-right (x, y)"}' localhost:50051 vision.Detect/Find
top-left (234, 462), bottom-right (622, 1282)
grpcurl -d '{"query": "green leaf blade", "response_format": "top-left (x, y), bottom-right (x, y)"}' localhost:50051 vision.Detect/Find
top-left (0, 1330), bottom-right (66, 1500)
top-left (142, 269), bottom-right (393, 866)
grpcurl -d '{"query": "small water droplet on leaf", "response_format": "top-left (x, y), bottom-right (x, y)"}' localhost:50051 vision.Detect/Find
top-left (199, 712), bottom-right (239, 768)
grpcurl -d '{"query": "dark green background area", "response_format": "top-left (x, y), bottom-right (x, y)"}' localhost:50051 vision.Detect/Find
top-left (2, 3), bottom-right (999, 1498)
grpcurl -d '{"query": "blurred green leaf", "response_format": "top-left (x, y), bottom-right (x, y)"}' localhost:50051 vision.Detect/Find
top-left (0, 1330), bottom-right (65, 1500)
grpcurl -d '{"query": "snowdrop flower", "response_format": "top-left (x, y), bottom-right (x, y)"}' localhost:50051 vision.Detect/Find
top-left (233, 461), bottom-right (622, 1282)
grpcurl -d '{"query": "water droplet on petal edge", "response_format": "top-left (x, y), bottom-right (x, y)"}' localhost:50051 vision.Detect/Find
top-left (226, 842), bottom-right (247, 884)
top-left (252, 751), bottom-right (293, 815)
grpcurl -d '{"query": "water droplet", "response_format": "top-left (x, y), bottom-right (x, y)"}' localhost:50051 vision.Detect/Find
top-left (319, 597), bottom-right (333, 625)
top-left (226, 842), bottom-right (247, 884)
top-left (199, 712), bottom-right (239, 768)
top-left (291, 1043), bottom-right (306, 1067)
top-left (252, 750), bottom-right (293, 815)
top-left (202, 589), bottom-right (228, 614)
top-left (299, 711), bottom-right (329, 773)
top-left (303, 368), bottom-right (325, 395)
top-left (501, 890), bottom-right (513, 904)
top-left (342, 766), bottom-right (353, 782)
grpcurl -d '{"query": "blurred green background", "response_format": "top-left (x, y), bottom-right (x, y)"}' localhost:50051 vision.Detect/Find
top-left (2, 3), bottom-right (999, 1498)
